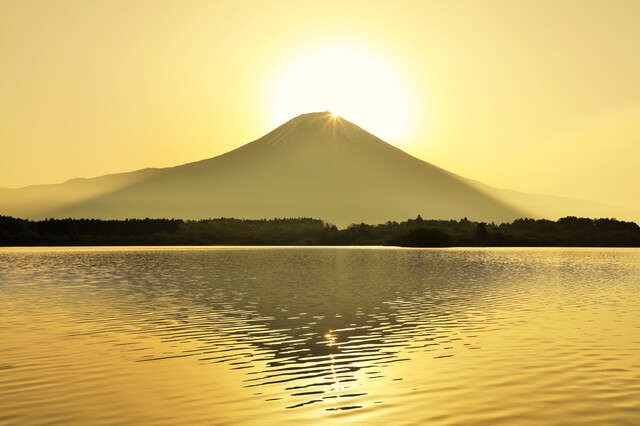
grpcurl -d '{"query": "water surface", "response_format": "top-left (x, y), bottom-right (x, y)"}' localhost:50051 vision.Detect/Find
top-left (1, 247), bottom-right (639, 425)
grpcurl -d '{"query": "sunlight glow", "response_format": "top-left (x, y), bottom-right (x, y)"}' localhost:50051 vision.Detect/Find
top-left (268, 44), bottom-right (413, 142)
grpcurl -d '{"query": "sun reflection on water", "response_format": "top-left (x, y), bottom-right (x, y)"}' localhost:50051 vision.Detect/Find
top-left (1, 247), bottom-right (640, 424)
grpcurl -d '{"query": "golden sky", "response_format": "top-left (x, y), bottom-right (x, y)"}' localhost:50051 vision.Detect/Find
top-left (1, 0), bottom-right (639, 210)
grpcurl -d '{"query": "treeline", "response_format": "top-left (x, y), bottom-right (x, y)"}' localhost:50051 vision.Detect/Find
top-left (1, 215), bottom-right (639, 247)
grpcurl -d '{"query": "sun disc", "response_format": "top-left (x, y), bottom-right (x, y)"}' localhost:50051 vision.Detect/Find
top-left (268, 44), bottom-right (412, 142)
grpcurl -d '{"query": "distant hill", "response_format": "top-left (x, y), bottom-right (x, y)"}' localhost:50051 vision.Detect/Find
top-left (1, 112), bottom-right (637, 225)
top-left (463, 179), bottom-right (640, 224)
top-left (0, 168), bottom-right (161, 219)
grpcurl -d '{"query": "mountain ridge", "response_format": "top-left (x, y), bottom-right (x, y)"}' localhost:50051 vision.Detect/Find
top-left (1, 112), bottom-right (637, 225)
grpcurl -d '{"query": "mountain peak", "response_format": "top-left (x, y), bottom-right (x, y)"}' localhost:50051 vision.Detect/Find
top-left (264, 110), bottom-right (381, 149)
top-left (292, 111), bottom-right (333, 120)
top-left (283, 110), bottom-right (355, 128)
top-left (284, 110), bottom-right (343, 129)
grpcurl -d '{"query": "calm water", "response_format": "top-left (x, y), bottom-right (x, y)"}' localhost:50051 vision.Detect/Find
top-left (1, 247), bottom-right (639, 425)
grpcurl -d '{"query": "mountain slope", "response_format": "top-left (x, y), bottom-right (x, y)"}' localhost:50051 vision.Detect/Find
top-left (0, 168), bottom-right (161, 219)
top-left (463, 178), bottom-right (640, 223)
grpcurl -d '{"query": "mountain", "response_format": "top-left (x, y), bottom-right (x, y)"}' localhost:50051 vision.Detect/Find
top-left (0, 112), bottom-right (636, 226)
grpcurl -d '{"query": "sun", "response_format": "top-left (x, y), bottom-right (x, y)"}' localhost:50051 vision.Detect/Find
top-left (267, 44), bottom-right (412, 142)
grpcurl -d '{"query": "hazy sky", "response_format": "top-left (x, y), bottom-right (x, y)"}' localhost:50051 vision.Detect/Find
top-left (2, 0), bottom-right (639, 210)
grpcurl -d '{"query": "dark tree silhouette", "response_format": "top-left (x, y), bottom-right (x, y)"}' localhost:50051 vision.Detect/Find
top-left (0, 215), bottom-right (638, 247)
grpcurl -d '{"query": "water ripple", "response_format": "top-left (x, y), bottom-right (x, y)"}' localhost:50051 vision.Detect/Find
top-left (1, 247), bottom-right (639, 424)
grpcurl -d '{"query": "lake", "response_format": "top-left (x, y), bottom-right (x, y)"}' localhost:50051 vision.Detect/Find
top-left (1, 247), bottom-right (639, 425)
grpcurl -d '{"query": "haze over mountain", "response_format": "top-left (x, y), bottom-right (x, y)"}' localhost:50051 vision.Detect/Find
top-left (1, 112), bottom-right (637, 226)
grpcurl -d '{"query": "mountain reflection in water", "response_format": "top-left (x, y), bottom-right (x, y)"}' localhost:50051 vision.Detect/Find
top-left (1, 247), bottom-right (639, 425)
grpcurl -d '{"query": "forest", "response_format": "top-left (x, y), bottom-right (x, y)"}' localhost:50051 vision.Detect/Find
top-left (1, 215), bottom-right (639, 247)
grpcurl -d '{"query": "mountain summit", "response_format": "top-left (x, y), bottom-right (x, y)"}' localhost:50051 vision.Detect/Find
top-left (3, 112), bottom-right (634, 225)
